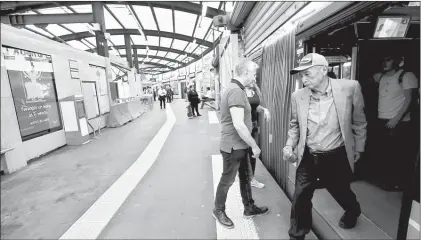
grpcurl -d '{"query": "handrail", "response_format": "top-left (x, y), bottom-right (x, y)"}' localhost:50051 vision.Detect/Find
top-left (1, 147), bottom-right (14, 154)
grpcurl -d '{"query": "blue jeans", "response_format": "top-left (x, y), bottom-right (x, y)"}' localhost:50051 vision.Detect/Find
top-left (214, 149), bottom-right (255, 211)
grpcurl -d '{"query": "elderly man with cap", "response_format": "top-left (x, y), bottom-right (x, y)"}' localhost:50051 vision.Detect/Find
top-left (283, 53), bottom-right (367, 240)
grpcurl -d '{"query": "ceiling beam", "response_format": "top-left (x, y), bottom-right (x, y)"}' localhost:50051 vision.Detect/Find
top-left (138, 62), bottom-right (174, 70)
top-left (1, 1), bottom-right (225, 18)
top-left (59, 29), bottom-right (213, 47)
top-left (1, 13), bottom-right (94, 25)
top-left (88, 45), bottom-right (200, 59)
top-left (121, 54), bottom-right (183, 64)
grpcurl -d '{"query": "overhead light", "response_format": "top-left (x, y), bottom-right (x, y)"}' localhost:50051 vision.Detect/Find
top-left (201, 4), bottom-right (207, 17)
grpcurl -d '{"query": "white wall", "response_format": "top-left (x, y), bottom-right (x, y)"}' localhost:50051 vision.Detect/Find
top-left (1, 24), bottom-right (109, 173)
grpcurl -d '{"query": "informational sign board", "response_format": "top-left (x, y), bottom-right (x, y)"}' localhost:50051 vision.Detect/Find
top-left (325, 56), bottom-right (348, 64)
top-left (2, 46), bottom-right (62, 140)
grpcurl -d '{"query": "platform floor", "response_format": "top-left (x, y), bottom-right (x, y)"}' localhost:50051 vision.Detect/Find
top-left (1, 99), bottom-right (317, 239)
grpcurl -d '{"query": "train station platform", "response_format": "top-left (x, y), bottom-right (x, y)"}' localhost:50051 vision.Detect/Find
top-left (1, 99), bottom-right (317, 239)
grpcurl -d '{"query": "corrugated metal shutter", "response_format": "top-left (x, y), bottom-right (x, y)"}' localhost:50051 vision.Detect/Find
top-left (243, 2), bottom-right (309, 57)
top-left (296, 1), bottom-right (390, 40)
top-left (258, 28), bottom-right (297, 189)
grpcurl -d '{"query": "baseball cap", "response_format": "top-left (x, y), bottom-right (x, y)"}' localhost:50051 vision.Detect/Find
top-left (290, 53), bottom-right (329, 75)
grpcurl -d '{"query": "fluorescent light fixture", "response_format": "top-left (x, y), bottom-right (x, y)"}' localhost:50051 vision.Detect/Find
top-left (201, 4), bottom-right (207, 17)
top-left (126, 5), bottom-right (146, 37)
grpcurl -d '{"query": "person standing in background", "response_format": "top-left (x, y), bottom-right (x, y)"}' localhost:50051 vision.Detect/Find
top-left (158, 85), bottom-right (167, 109)
top-left (213, 58), bottom-right (269, 229)
top-left (372, 54), bottom-right (419, 191)
top-left (187, 85), bottom-right (201, 117)
top-left (245, 81), bottom-right (270, 188)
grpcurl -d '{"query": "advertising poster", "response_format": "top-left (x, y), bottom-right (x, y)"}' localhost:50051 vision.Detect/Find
top-left (2, 46), bottom-right (62, 140)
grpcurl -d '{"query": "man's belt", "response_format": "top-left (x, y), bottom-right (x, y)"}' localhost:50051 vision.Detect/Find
top-left (309, 146), bottom-right (344, 157)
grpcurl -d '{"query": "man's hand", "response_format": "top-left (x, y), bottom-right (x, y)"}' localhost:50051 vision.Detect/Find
top-left (252, 146), bottom-right (261, 158)
top-left (386, 117), bottom-right (400, 129)
top-left (264, 108), bottom-right (271, 122)
top-left (283, 146), bottom-right (297, 163)
top-left (354, 152), bottom-right (362, 163)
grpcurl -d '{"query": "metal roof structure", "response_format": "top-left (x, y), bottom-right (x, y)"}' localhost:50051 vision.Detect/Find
top-left (1, 1), bottom-right (226, 75)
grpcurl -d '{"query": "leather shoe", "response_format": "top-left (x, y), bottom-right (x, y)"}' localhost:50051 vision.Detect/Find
top-left (339, 211), bottom-right (360, 229)
top-left (244, 205), bottom-right (269, 218)
top-left (213, 209), bottom-right (234, 229)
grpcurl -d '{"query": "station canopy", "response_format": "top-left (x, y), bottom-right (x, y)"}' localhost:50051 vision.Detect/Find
top-left (0, 2), bottom-right (225, 75)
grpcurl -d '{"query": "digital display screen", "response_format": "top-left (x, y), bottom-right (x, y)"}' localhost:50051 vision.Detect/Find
top-left (373, 16), bottom-right (411, 38)
top-left (2, 46), bottom-right (62, 140)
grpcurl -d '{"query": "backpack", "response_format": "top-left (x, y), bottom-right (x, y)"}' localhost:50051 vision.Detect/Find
top-left (378, 70), bottom-right (420, 122)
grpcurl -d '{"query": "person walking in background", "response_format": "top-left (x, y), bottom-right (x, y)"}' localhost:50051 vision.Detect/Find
top-left (284, 53), bottom-right (367, 240)
top-left (184, 85), bottom-right (188, 102)
top-left (158, 85), bottom-right (167, 109)
top-left (213, 58), bottom-right (269, 229)
top-left (200, 87), bottom-right (215, 109)
top-left (153, 88), bottom-right (157, 101)
top-left (245, 81), bottom-right (270, 188)
top-left (187, 85), bottom-right (201, 117)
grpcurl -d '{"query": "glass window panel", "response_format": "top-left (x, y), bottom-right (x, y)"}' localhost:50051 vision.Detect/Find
top-left (104, 8), bottom-right (123, 29)
top-left (160, 37), bottom-right (172, 48)
top-left (174, 11), bottom-right (197, 36)
top-left (154, 8), bottom-right (173, 32)
top-left (137, 49), bottom-right (148, 55)
top-left (146, 36), bottom-right (159, 46)
top-left (108, 5), bottom-right (139, 29)
top-left (160, 60), bottom-right (170, 65)
top-left (39, 7), bottom-right (67, 14)
top-left (166, 52), bottom-right (179, 59)
top-left (150, 59), bottom-right (159, 63)
top-left (185, 42), bottom-right (198, 53)
top-left (132, 6), bottom-right (157, 30)
top-left (70, 5), bottom-right (92, 13)
top-left (110, 35), bottom-right (125, 46)
top-left (21, 10), bottom-right (37, 15)
top-left (147, 50), bottom-right (157, 56)
top-left (81, 39), bottom-right (95, 48)
top-left (156, 51), bottom-right (167, 57)
top-left (131, 35), bottom-right (147, 45)
top-left (85, 37), bottom-right (97, 46)
top-left (193, 47), bottom-right (204, 55)
top-left (68, 40), bottom-right (89, 50)
top-left (171, 39), bottom-right (188, 51)
top-left (195, 17), bottom-right (212, 39)
top-left (119, 49), bottom-right (126, 55)
top-left (46, 24), bottom-right (72, 36)
top-left (62, 23), bottom-right (90, 33)
top-left (204, 2), bottom-right (220, 9)
top-left (25, 25), bottom-right (54, 38)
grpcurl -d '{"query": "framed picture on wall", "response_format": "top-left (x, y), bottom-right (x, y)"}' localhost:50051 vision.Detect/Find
top-left (70, 69), bottom-right (80, 79)
top-left (69, 59), bottom-right (78, 70)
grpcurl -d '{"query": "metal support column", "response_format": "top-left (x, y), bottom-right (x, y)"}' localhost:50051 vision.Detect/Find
top-left (124, 34), bottom-right (133, 68)
top-left (92, 2), bottom-right (109, 57)
top-left (133, 48), bottom-right (139, 73)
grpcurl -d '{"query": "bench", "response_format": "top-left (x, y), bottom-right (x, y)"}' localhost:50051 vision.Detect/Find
top-left (1, 147), bottom-right (14, 174)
